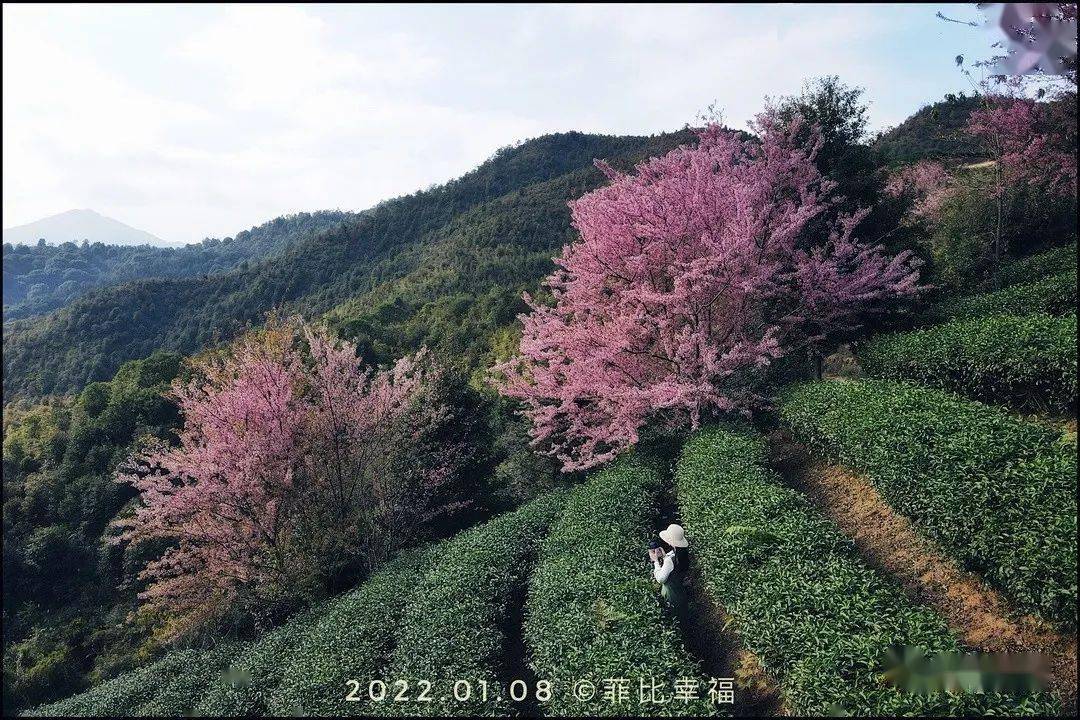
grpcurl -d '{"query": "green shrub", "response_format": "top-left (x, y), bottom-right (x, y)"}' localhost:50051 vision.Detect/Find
top-left (992, 242), bottom-right (1077, 289)
top-left (369, 490), bottom-right (568, 717)
top-left (525, 454), bottom-right (718, 717)
top-left (267, 547), bottom-right (440, 716)
top-left (925, 175), bottom-right (998, 289)
top-left (675, 426), bottom-right (1060, 716)
top-left (933, 269), bottom-right (1077, 321)
top-left (780, 380), bottom-right (1077, 626)
top-left (23, 647), bottom-right (226, 717)
top-left (859, 313), bottom-right (1077, 409)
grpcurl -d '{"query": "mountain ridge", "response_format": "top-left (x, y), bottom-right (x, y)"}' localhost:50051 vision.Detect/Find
top-left (3, 208), bottom-right (169, 247)
top-left (2, 130), bottom-right (694, 398)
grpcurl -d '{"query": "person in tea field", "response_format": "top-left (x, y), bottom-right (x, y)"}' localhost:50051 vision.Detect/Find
top-left (649, 524), bottom-right (690, 618)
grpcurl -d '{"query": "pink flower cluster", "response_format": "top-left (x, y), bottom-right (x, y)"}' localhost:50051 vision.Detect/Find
top-left (885, 160), bottom-right (953, 219)
top-left (111, 322), bottom-right (447, 637)
top-left (967, 96), bottom-right (1077, 198)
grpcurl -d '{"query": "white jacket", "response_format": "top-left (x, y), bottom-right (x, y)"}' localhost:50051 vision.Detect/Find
top-left (652, 549), bottom-right (676, 584)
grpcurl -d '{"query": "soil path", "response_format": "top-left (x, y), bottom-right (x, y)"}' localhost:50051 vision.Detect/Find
top-left (767, 430), bottom-right (1078, 713)
top-left (656, 483), bottom-right (787, 716)
top-left (501, 580), bottom-right (541, 718)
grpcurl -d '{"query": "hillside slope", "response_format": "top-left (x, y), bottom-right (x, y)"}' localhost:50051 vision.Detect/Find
top-left (3, 131), bottom-right (692, 398)
top-left (2, 211), bottom-right (353, 319)
top-left (872, 93), bottom-right (983, 165)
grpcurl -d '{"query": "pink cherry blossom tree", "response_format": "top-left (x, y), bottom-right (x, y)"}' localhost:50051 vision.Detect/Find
top-left (967, 91), bottom-right (1078, 273)
top-left (496, 116), bottom-right (923, 472)
top-left (111, 319), bottom-right (464, 638)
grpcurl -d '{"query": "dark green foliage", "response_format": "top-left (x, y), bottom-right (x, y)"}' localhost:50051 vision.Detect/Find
top-left (2, 131), bottom-right (692, 399)
top-left (859, 313), bottom-right (1077, 409)
top-left (22, 644), bottom-right (238, 718)
top-left (780, 380), bottom-right (1077, 626)
top-left (525, 455), bottom-right (717, 717)
top-left (768, 76), bottom-right (902, 249)
top-left (370, 490), bottom-right (568, 717)
top-left (932, 269), bottom-right (1078, 321)
top-left (923, 167), bottom-right (1077, 289)
top-left (133, 645), bottom-right (240, 717)
top-left (193, 608), bottom-right (325, 717)
top-left (675, 426), bottom-right (1060, 716)
top-left (873, 93), bottom-right (984, 165)
top-left (2, 351), bottom-right (183, 713)
top-left (922, 172), bottom-right (999, 288)
top-left (2, 211), bottom-right (352, 319)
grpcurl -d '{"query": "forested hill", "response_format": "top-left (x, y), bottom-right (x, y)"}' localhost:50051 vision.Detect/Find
top-left (872, 93), bottom-right (984, 165)
top-left (3, 211), bottom-right (354, 320)
top-left (2, 130), bottom-right (693, 398)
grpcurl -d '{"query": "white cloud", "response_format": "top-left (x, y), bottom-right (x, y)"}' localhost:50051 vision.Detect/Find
top-left (3, 3), bottom-right (991, 243)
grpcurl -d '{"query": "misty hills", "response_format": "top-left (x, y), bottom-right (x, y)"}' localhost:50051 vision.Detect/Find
top-left (3, 211), bottom-right (353, 320)
top-left (3, 209), bottom-right (168, 247)
top-left (2, 131), bottom-right (692, 398)
top-left (1, 92), bottom-right (993, 400)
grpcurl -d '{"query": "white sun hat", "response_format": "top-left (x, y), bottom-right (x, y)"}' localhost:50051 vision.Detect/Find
top-left (659, 523), bottom-right (688, 548)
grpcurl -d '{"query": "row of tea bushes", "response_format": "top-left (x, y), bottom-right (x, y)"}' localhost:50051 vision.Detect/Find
top-left (369, 490), bottom-right (568, 717)
top-left (525, 454), bottom-right (718, 717)
top-left (781, 380), bottom-right (1077, 627)
top-left (674, 426), bottom-right (1060, 716)
top-left (991, 242), bottom-right (1077, 289)
top-left (24, 645), bottom-right (235, 717)
top-left (859, 313), bottom-right (1077, 409)
top-left (135, 646), bottom-right (242, 716)
top-left (193, 606), bottom-right (326, 716)
top-left (267, 547), bottom-right (440, 716)
top-left (24, 493), bottom-right (563, 718)
top-left (933, 269), bottom-right (1077, 321)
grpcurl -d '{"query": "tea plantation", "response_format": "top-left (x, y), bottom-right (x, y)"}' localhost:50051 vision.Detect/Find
top-left (860, 313), bottom-right (1076, 409)
top-left (781, 379), bottom-right (1077, 627)
top-left (524, 454), bottom-right (717, 717)
top-left (675, 426), bottom-right (1059, 716)
top-left (23, 243), bottom-right (1078, 717)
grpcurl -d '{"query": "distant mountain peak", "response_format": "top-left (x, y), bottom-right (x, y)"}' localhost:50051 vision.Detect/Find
top-left (3, 209), bottom-right (171, 247)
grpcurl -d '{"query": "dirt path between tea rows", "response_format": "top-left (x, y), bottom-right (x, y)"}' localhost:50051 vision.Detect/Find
top-left (767, 431), bottom-right (1077, 713)
top-left (656, 484), bottom-right (788, 716)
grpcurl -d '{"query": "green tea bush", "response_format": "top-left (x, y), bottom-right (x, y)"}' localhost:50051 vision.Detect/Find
top-left (23, 662), bottom-right (158, 717)
top-left (675, 426), bottom-right (1060, 716)
top-left (860, 313), bottom-right (1077, 409)
top-left (370, 490), bottom-right (568, 717)
top-left (134, 645), bottom-right (239, 716)
top-left (992, 242), bottom-right (1077, 289)
top-left (24, 495), bottom-right (566, 718)
top-left (193, 606), bottom-right (325, 716)
top-left (267, 547), bottom-right (439, 716)
top-left (23, 646), bottom-right (234, 717)
top-left (525, 454), bottom-right (718, 717)
top-left (781, 380), bottom-right (1077, 626)
top-left (933, 269), bottom-right (1077, 321)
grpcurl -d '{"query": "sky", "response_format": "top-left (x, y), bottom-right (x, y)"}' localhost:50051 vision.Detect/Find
top-left (3, 3), bottom-right (998, 245)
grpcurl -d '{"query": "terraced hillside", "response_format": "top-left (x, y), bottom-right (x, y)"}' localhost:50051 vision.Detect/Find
top-left (7, 92), bottom-right (1076, 719)
top-left (27, 438), bottom-right (1071, 717)
top-left (676, 426), bottom-right (1060, 716)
